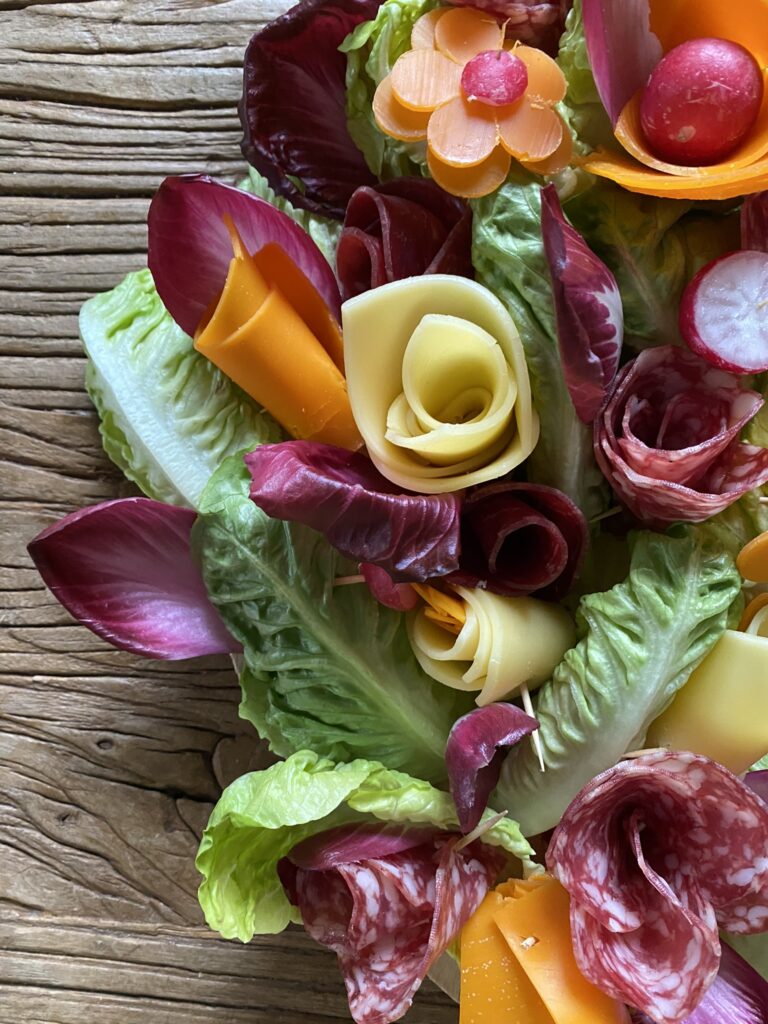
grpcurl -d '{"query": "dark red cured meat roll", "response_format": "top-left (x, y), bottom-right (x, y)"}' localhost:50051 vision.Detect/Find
top-left (546, 751), bottom-right (768, 1024)
top-left (594, 346), bottom-right (768, 527)
top-left (447, 481), bottom-right (588, 599)
top-left (337, 179), bottom-right (473, 301)
top-left (280, 827), bottom-right (504, 1024)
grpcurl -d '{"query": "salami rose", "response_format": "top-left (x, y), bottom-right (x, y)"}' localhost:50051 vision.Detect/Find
top-left (547, 751), bottom-right (768, 1024)
top-left (337, 179), bottom-right (472, 301)
top-left (594, 346), bottom-right (768, 527)
top-left (280, 825), bottom-right (504, 1024)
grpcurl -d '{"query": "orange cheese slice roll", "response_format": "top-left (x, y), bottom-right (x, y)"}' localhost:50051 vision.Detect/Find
top-left (373, 77), bottom-right (431, 142)
top-left (391, 49), bottom-right (462, 112)
top-left (435, 6), bottom-right (503, 65)
top-left (738, 530), bottom-right (768, 583)
top-left (428, 96), bottom-right (499, 168)
top-left (427, 146), bottom-right (511, 198)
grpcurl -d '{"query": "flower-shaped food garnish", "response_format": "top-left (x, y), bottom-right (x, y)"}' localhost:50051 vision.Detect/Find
top-left (372, 6), bottom-right (572, 198)
top-left (342, 275), bottom-right (539, 493)
top-left (583, 0), bottom-right (768, 200)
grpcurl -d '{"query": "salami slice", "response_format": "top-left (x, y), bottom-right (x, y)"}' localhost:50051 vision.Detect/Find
top-left (281, 829), bottom-right (503, 1024)
top-left (594, 346), bottom-right (768, 527)
top-left (546, 751), bottom-right (768, 1024)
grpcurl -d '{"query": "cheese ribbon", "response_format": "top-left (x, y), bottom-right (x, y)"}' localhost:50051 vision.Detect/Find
top-left (195, 220), bottom-right (361, 450)
top-left (342, 276), bottom-right (539, 493)
top-left (646, 628), bottom-right (768, 775)
top-left (408, 584), bottom-right (574, 705)
top-left (460, 877), bottom-right (627, 1024)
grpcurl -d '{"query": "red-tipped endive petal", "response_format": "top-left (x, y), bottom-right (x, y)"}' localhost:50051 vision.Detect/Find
top-left (147, 175), bottom-right (341, 338)
top-left (288, 824), bottom-right (440, 870)
top-left (28, 498), bottom-right (239, 660)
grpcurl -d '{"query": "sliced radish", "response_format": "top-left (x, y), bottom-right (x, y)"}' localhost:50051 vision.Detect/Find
top-left (680, 250), bottom-right (768, 374)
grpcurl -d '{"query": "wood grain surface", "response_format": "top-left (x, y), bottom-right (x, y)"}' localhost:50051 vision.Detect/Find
top-left (0, 2), bottom-right (457, 1020)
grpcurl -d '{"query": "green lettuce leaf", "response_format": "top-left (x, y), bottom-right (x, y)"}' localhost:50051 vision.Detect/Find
top-left (193, 455), bottom-right (472, 783)
top-left (197, 749), bottom-right (532, 941)
top-left (342, 0), bottom-right (437, 178)
top-left (495, 531), bottom-right (741, 836)
top-left (82, 269), bottom-right (281, 508)
top-left (240, 167), bottom-right (341, 269)
top-left (723, 933), bottom-right (768, 980)
top-left (471, 179), bottom-right (608, 520)
top-left (751, 753), bottom-right (768, 771)
top-left (556, 0), bottom-right (613, 151)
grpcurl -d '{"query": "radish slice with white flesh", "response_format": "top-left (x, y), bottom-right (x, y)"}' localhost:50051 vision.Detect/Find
top-left (679, 250), bottom-right (768, 373)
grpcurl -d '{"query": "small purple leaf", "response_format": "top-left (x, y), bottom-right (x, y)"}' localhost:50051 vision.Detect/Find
top-left (360, 563), bottom-right (420, 611)
top-left (446, 704), bottom-right (539, 833)
top-left (288, 824), bottom-right (439, 870)
top-left (541, 184), bottom-right (624, 423)
top-left (744, 770), bottom-right (768, 805)
top-left (28, 498), bottom-right (239, 660)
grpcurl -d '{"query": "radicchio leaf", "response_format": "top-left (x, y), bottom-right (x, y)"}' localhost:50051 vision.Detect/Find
top-left (147, 174), bottom-right (341, 338)
top-left (28, 498), bottom-right (239, 660)
top-left (240, 0), bottom-right (380, 220)
top-left (337, 179), bottom-right (473, 301)
top-left (446, 704), bottom-right (539, 833)
top-left (447, 480), bottom-right (588, 600)
top-left (360, 562), bottom-right (420, 612)
top-left (245, 442), bottom-right (461, 581)
top-left (287, 824), bottom-right (439, 869)
top-left (541, 184), bottom-right (623, 423)
top-left (741, 193), bottom-right (768, 252)
top-left (582, 0), bottom-right (662, 126)
top-left (745, 770), bottom-right (768, 805)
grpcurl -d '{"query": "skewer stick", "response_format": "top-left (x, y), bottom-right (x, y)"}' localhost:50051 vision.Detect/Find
top-left (521, 684), bottom-right (545, 773)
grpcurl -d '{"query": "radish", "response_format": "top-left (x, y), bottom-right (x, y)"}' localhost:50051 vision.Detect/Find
top-left (640, 38), bottom-right (764, 165)
top-left (679, 250), bottom-right (768, 374)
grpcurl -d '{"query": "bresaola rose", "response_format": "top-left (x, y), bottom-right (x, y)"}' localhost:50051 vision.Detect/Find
top-left (594, 346), bottom-right (768, 527)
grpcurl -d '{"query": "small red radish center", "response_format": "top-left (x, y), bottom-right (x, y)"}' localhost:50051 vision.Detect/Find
top-left (461, 50), bottom-right (528, 108)
top-left (639, 38), bottom-right (764, 166)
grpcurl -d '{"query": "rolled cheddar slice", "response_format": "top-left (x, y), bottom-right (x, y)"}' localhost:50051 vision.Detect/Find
top-left (646, 629), bottom-right (768, 775)
top-left (408, 585), bottom-right (574, 705)
top-left (195, 222), bottom-right (361, 450)
top-left (342, 276), bottom-right (539, 493)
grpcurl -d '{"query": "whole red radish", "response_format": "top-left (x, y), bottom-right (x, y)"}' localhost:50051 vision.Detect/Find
top-left (640, 38), bottom-right (764, 166)
top-left (679, 250), bottom-right (768, 374)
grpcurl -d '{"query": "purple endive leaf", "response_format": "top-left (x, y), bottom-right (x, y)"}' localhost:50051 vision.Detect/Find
top-left (240, 0), bottom-right (380, 220)
top-left (446, 704), bottom-right (539, 833)
top-left (28, 498), bottom-right (239, 660)
top-left (147, 174), bottom-right (341, 338)
top-left (741, 193), bottom-right (768, 252)
top-left (360, 563), bottom-right (420, 612)
top-left (744, 770), bottom-right (768, 805)
top-left (245, 442), bottom-right (461, 581)
top-left (582, 0), bottom-right (662, 126)
top-left (288, 824), bottom-right (439, 870)
top-left (541, 184), bottom-right (624, 423)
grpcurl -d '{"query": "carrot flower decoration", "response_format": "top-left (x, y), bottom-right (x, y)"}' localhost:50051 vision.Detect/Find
top-left (373, 6), bottom-right (572, 198)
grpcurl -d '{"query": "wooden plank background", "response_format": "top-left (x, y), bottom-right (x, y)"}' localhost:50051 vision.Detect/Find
top-left (0, 1), bottom-right (457, 1020)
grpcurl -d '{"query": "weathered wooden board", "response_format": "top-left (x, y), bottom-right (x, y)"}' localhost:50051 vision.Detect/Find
top-left (0, 2), bottom-right (458, 1020)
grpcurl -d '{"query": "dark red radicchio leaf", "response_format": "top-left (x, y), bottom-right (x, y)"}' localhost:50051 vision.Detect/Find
top-left (582, 0), bottom-right (662, 126)
top-left (280, 827), bottom-right (504, 1024)
top-left (741, 192), bottom-right (768, 252)
top-left (744, 770), bottom-right (768, 805)
top-left (27, 499), bottom-right (239, 660)
top-left (147, 174), bottom-right (341, 338)
top-left (445, 1), bottom-right (571, 56)
top-left (594, 345), bottom-right (768, 527)
top-left (446, 704), bottom-right (539, 833)
top-left (337, 179), bottom-right (473, 301)
top-left (359, 562), bottom-right (420, 611)
top-left (240, 0), bottom-right (381, 220)
top-left (447, 481), bottom-right (588, 600)
top-left (547, 751), bottom-right (768, 1024)
top-left (245, 441), bottom-right (461, 581)
top-left (541, 184), bottom-right (623, 423)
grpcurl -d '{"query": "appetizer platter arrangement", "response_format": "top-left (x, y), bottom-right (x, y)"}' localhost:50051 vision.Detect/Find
top-left (27, 0), bottom-right (768, 1021)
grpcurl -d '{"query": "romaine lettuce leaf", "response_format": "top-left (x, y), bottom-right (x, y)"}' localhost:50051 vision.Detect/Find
top-left (193, 454), bottom-right (473, 783)
top-left (196, 749), bottom-right (532, 942)
top-left (471, 179), bottom-right (608, 520)
top-left (495, 530), bottom-right (741, 836)
top-left (82, 270), bottom-right (281, 508)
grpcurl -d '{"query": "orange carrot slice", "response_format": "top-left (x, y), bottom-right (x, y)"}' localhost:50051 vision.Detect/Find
top-left (521, 114), bottom-right (573, 174)
top-left (391, 49), bottom-right (462, 112)
top-left (428, 95), bottom-right (498, 167)
top-left (498, 99), bottom-right (563, 160)
top-left (434, 6), bottom-right (503, 65)
top-left (649, 0), bottom-right (768, 67)
top-left (739, 592), bottom-right (768, 632)
top-left (411, 8), bottom-right (444, 50)
top-left (427, 146), bottom-right (511, 198)
top-left (513, 45), bottom-right (567, 104)
top-left (373, 76), bottom-right (430, 141)
top-left (738, 530), bottom-right (768, 582)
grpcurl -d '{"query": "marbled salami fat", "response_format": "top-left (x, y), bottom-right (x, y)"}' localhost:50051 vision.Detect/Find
top-left (546, 751), bottom-right (768, 1024)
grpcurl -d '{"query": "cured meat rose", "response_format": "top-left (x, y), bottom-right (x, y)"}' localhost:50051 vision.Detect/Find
top-left (594, 346), bottom-right (768, 527)
top-left (337, 179), bottom-right (472, 301)
top-left (547, 751), bottom-right (768, 1024)
top-left (446, 0), bottom-right (571, 55)
top-left (280, 826), bottom-right (504, 1024)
